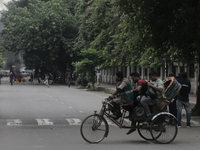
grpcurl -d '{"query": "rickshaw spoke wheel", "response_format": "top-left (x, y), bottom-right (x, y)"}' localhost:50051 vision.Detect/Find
top-left (80, 114), bottom-right (108, 144)
top-left (138, 122), bottom-right (153, 140)
top-left (150, 114), bottom-right (178, 144)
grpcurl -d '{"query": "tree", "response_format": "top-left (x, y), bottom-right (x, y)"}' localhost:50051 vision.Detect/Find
top-left (74, 48), bottom-right (110, 86)
top-left (116, 0), bottom-right (200, 115)
top-left (0, 38), bottom-right (7, 69)
top-left (1, 0), bottom-right (79, 83)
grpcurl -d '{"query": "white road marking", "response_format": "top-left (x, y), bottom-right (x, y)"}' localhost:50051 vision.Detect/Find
top-left (66, 118), bottom-right (81, 125)
top-left (79, 111), bottom-right (83, 113)
top-left (61, 102), bottom-right (64, 104)
top-left (7, 119), bottom-right (22, 126)
top-left (69, 106), bottom-right (72, 109)
top-left (5, 117), bottom-right (200, 127)
top-left (36, 119), bottom-right (53, 125)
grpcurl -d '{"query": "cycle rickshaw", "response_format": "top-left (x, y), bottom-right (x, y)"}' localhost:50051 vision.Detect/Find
top-left (80, 77), bottom-right (181, 144)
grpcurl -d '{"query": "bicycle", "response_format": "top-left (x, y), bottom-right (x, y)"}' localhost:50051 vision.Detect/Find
top-left (80, 98), bottom-right (178, 144)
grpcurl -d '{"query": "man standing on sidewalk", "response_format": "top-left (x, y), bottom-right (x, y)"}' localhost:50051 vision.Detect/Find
top-left (177, 72), bottom-right (191, 127)
top-left (96, 70), bottom-right (101, 86)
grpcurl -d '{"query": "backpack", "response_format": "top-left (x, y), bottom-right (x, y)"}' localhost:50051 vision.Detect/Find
top-left (130, 105), bottom-right (146, 122)
top-left (146, 83), bottom-right (157, 99)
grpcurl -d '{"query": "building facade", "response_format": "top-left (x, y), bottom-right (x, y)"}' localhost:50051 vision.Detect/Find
top-left (100, 63), bottom-right (199, 94)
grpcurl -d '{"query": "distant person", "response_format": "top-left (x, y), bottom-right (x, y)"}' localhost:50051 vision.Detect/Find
top-left (10, 72), bottom-right (14, 86)
top-left (37, 73), bottom-right (41, 84)
top-left (30, 73), bottom-right (33, 84)
top-left (72, 73), bottom-right (74, 81)
top-left (44, 74), bottom-right (49, 88)
top-left (96, 70), bottom-right (101, 86)
top-left (177, 72), bottom-right (191, 128)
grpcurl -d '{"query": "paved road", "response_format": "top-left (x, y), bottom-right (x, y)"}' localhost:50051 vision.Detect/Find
top-left (0, 79), bottom-right (200, 150)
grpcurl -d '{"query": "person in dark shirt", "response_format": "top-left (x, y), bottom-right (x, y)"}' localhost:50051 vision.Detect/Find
top-left (130, 72), bottom-right (147, 98)
top-left (177, 72), bottom-right (191, 127)
top-left (128, 72), bottom-right (147, 135)
top-left (10, 72), bottom-right (14, 86)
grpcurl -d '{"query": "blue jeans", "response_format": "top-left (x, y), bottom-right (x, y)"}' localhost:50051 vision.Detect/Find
top-left (68, 81), bottom-right (70, 87)
top-left (177, 99), bottom-right (190, 126)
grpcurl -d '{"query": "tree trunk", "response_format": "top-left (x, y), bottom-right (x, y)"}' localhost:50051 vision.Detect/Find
top-left (191, 61), bottom-right (200, 116)
top-left (60, 70), bottom-right (66, 84)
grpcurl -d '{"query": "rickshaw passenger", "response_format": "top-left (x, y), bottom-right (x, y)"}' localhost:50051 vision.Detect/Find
top-left (140, 71), bottom-right (165, 117)
top-left (130, 72), bottom-right (147, 100)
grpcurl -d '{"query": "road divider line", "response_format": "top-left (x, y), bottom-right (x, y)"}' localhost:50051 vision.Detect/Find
top-left (36, 119), bottom-right (53, 125)
top-left (66, 118), bottom-right (81, 125)
top-left (7, 119), bottom-right (22, 126)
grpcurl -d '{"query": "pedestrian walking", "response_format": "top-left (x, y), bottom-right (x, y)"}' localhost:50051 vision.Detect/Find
top-left (96, 70), bottom-right (101, 86)
top-left (177, 72), bottom-right (191, 128)
top-left (30, 73), bottom-right (33, 84)
top-left (44, 74), bottom-right (49, 88)
top-left (10, 72), bottom-right (14, 86)
top-left (37, 73), bottom-right (41, 84)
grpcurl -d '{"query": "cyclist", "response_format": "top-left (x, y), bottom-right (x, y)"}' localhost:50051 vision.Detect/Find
top-left (108, 71), bottom-right (135, 134)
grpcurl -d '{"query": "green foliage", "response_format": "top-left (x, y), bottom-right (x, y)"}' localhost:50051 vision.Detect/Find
top-left (2, 0), bottom-right (200, 81)
top-left (0, 57), bottom-right (6, 69)
top-left (1, 0), bottom-right (79, 81)
top-left (116, 0), bottom-right (200, 64)
top-left (74, 48), bottom-right (108, 85)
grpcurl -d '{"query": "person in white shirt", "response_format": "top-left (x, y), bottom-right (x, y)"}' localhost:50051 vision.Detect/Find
top-left (96, 70), bottom-right (101, 86)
